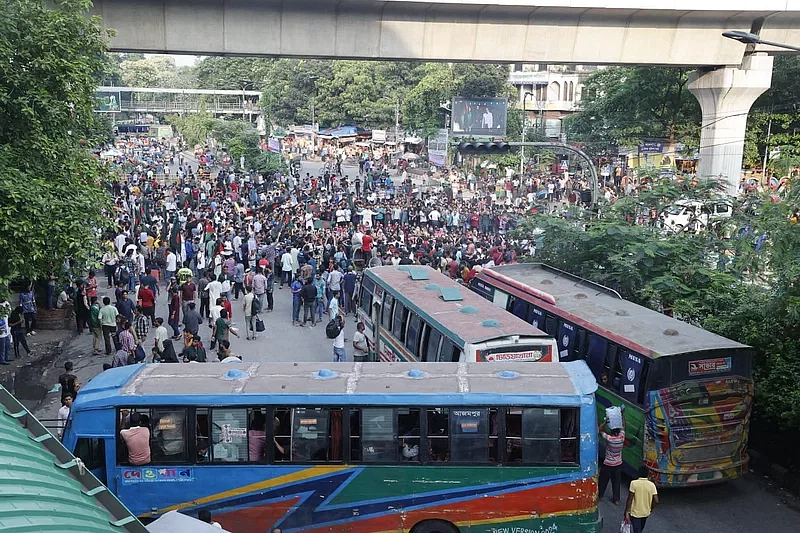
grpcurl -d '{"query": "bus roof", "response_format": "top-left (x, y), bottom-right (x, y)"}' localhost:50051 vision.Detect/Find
top-left (74, 362), bottom-right (597, 409)
top-left (481, 264), bottom-right (749, 358)
top-left (365, 266), bottom-right (551, 344)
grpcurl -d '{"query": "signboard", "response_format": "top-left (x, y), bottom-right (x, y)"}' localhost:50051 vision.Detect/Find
top-left (689, 357), bottom-right (732, 376)
top-left (558, 322), bottom-right (576, 361)
top-left (428, 128), bottom-right (449, 167)
top-left (372, 129), bottom-right (387, 143)
top-left (482, 349), bottom-right (545, 362)
top-left (621, 352), bottom-right (644, 402)
top-left (121, 468), bottom-right (194, 484)
top-left (94, 91), bottom-right (120, 113)
top-left (267, 138), bottom-right (280, 153)
top-left (451, 97), bottom-right (508, 137)
top-left (639, 141), bottom-right (665, 154)
top-left (470, 280), bottom-right (495, 301)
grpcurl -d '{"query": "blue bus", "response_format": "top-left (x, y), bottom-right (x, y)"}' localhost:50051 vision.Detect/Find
top-left (62, 362), bottom-right (601, 533)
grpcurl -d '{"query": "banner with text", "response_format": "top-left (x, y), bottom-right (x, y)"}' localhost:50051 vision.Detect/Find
top-left (428, 129), bottom-right (449, 167)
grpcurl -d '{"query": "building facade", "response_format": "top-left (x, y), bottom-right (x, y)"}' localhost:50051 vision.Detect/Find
top-left (509, 64), bottom-right (598, 138)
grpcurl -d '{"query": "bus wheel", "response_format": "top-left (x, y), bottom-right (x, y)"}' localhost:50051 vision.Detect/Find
top-left (410, 519), bottom-right (460, 533)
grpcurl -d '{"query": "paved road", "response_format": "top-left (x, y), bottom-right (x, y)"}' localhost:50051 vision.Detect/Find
top-left (30, 158), bottom-right (800, 533)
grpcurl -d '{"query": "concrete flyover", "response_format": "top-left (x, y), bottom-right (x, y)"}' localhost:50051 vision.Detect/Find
top-left (92, 0), bottom-right (800, 66)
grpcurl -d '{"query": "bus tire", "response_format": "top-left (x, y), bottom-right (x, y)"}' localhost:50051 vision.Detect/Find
top-left (410, 519), bottom-right (460, 533)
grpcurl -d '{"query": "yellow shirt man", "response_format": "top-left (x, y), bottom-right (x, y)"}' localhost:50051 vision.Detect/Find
top-left (625, 468), bottom-right (658, 532)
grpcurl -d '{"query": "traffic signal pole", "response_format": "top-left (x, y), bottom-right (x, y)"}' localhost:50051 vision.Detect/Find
top-left (508, 142), bottom-right (599, 207)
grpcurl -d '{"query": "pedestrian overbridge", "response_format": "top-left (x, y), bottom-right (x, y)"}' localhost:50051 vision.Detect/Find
top-left (93, 0), bottom-right (800, 66)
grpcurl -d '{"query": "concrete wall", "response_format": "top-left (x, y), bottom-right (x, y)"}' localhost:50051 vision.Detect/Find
top-left (92, 0), bottom-right (800, 66)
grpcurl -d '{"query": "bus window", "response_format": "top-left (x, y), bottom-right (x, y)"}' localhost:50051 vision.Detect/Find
top-left (349, 409), bottom-right (361, 462)
top-left (438, 337), bottom-right (459, 362)
top-left (587, 334), bottom-right (608, 381)
top-left (511, 297), bottom-right (528, 320)
top-left (488, 408), bottom-right (500, 462)
top-left (381, 294), bottom-right (394, 330)
top-left (576, 328), bottom-right (588, 360)
top-left (211, 408), bottom-right (248, 463)
top-left (359, 287), bottom-right (372, 315)
top-left (427, 408), bottom-right (449, 462)
top-left (392, 302), bottom-right (407, 341)
top-left (560, 408), bottom-right (579, 464)
top-left (422, 327), bottom-right (442, 362)
top-left (291, 408), bottom-right (331, 462)
top-left (74, 437), bottom-right (105, 471)
top-left (522, 408), bottom-right (561, 464)
top-left (406, 313), bottom-right (422, 354)
top-left (273, 408), bottom-right (292, 462)
top-left (398, 408), bottom-right (421, 462)
top-left (545, 314), bottom-right (557, 336)
top-left (637, 361), bottom-right (651, 405)
top-left (492, 290), bottom-right (509, 311)
top-left (151, 408), bottom-right (187, 463)
top-left (602, 343), bottom-right (619, 389)
top-left (248, 409), bottom-right (267, 462)
top-left (361, 408), bottom-right (397, 462)
top-left (450, 408), bottom-right (489, 463)
top-left (196, 408), bottom-right (210, 462)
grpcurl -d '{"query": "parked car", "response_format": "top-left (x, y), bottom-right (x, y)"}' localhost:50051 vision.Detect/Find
top-left (661, 199), bottom-right (733, 233)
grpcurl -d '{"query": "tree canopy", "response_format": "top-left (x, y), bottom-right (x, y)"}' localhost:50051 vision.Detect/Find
top-left (0, 0), bottom-right (114, 290)
top-left (191, 57), bottom-right (511, 134)
top-left (564, 66), bottom-right (701, 153)
top-left (513, 174), bottom-right (800, 449)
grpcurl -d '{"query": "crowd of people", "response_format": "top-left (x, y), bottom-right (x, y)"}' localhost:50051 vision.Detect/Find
top-left (68, 134), bottom-right (577, 368)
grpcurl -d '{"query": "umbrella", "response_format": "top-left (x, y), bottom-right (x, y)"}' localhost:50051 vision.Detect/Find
top-left (401, 153), bottom-right (420, 160)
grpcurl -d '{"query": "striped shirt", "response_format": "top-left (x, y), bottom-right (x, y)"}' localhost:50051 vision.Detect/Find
top-left (601, 430), bottom-right (625, 467)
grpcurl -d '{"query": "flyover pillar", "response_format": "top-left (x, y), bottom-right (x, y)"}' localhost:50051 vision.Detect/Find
top-left (688, 54), bottom-right (773, 195)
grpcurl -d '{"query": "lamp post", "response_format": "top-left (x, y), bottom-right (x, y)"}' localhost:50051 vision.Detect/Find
top-left (520, 92), bottom-right (535, 175)
top-left (722, 30), bottom-right (800, 52)
top-left (240, 79), bottom-right (255, 123)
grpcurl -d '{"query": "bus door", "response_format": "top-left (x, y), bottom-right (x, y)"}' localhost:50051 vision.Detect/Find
top-left (73, 437), bottom-right (108, 486)
top-left (370, 289), bottom-right (383, 361)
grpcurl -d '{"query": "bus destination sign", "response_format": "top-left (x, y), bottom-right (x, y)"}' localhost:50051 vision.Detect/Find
top-left (689, 357), bottom-right (732, 376)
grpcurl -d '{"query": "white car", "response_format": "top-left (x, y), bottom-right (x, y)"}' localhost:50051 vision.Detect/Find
top-left (661, 199), bottom-right (732, 233)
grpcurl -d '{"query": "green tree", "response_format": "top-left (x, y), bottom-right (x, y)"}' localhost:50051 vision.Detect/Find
top-left (743, 56), bottom-right (800, 173)
top-left (119, 55), bottom-right (196, 88)
top-left (0, 0), bottom-right (114, 291)
top-left (565, 66), bottom-right (701, 150)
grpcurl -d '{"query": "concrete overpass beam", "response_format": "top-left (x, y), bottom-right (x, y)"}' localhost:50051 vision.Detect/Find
top-left (689, 54), bottom-right (773, 195)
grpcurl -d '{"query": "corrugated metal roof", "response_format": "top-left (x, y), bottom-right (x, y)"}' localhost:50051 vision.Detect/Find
top-left (0, 385), bottom-right (147, 533)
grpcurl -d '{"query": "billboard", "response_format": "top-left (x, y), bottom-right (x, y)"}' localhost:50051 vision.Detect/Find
top-left (94, 91), bottom-right (120, 112)
top-left (451, 97), bottom-right (507, 137)
top-left (428, 128), bottom-right (449, 167)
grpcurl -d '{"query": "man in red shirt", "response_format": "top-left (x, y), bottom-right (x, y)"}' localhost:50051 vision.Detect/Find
top-left (361, 229), bottom-right (374, 258)
top-left (137, 285), bottom-right (156, 326)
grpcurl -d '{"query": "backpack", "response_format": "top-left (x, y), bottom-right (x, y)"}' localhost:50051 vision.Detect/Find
top-left (251, 295), bottom-right (262, 315)
top-left (325, 319), bottom-right (342, 339)
top-left (117, 265), bottom-right (131, 285)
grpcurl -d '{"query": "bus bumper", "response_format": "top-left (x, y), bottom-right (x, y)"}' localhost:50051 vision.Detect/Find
top-left (652, 458), bottom-right (748, 487)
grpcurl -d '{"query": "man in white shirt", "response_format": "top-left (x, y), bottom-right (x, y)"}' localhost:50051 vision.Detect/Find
top-left (280, 250), bottom-right (294, 288)
top-left (57, 395), bottom-right (73, 438)
top-left (482, 107), bottom-right (494, 129)
top-left (165, 249), bottom-right (177, 280)
top-left (153, 318), bottom-right (169, 358)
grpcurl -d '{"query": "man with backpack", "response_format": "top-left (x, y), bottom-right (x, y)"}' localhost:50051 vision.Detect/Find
top-left (243, 286), bottom-right (261, 340)
top-left (328, 314), bottom-right (346, 362)
top-left (301, 278), bottom-right (317, 327)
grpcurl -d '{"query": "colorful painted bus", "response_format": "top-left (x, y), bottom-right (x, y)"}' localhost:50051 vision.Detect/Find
top-left (355, 265), bottom-right (558, 363)
top-left (470, 263), bottom-right (754, 487)
top-left (61, 362), bottom-right (602, 533)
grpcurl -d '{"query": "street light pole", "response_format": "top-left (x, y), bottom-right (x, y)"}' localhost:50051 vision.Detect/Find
top-left (240, 79), bottom-right (254, 123)
top-left (520, 92), bottom-right (534, 175)
top-left (722, 30), bottom-right (800, 53)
